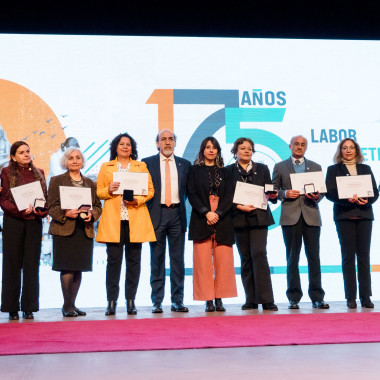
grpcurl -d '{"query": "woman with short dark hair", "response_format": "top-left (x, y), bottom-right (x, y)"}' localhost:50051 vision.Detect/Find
top-left (326, 138), bottom-right (378, 308)
top-left (187, 137), bottom-right (237, 312)
top-left (96, 133), bottom-right (156, 315)
top-left (225, 137), bottom-right (278, 311)
top-left (0, 141), bottom-right (48, 320)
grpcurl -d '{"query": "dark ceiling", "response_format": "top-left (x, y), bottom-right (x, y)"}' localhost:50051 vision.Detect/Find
top-left (0, 1), bottom-right (379, 40)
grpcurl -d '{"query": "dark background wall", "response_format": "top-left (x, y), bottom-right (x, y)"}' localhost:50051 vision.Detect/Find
top-left (0, 1), bottom-right (379, 40)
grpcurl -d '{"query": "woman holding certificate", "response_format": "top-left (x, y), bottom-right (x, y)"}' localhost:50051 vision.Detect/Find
top-left (187, 137), bottom-right (237, 312)
top-left (96, 133), bottom-right (155, 315)
top-left (48, 148), bottom-right (102, 317)
top-left (326, 138), bottom-right (378, 308)
top-left (225, 137), bottom-right (278, 311)
top-left (0, 141), bottom-right (48, 320)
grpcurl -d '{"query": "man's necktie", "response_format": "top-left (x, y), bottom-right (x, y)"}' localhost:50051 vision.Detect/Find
top-left (295, 159), bottom-right (301, 165)
top-left (165, 158), bottom-right (172, 207)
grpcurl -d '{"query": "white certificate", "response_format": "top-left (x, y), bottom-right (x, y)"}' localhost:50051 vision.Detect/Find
top-left (113, 172), bottom-right (148, 195)
top-left (59, 186), bottom-right (92, 209)
top-left (336, 174), bottom-right (374, 199)
top-left (10, 181), bottom-right (45, 211)
top-left (233, 181), bottom-right (268, 210)
top-left (290, 171), bottom-right (327, 194)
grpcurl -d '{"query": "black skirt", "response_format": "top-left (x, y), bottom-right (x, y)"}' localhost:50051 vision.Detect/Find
top-left (52, 219), bottom-right (93, 272)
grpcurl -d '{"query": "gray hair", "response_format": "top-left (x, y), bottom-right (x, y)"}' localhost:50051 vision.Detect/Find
top-left (290, 135), bottom-right (308, 146)
top-left (60, 147), bottom-right (85, 170)
top-left (155, 129), bottom-right (177, 143)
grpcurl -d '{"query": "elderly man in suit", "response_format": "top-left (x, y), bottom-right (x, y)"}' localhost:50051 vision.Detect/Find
top-left (142, 130), bottom-right (191, 313)
top-left (272, 135), bottom-right (329, 309)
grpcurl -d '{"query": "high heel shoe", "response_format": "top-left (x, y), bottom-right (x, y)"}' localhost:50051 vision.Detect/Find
top-left (105, 301), bottom-right (117, 316)
top-left (73, 307), bottom-right (86, 316)
top-left (61, 307), bottom-right (78, 317)
top-left (215, 298), bottom-right (226, 312)
top-left (347, 299), bottom-right (357, 309)
top-left (205, 300), bottom-right (215, 312)
top-left (360, 298), bottom-right (374, 308)
top-left (127, 299), bottom-right (137, 315)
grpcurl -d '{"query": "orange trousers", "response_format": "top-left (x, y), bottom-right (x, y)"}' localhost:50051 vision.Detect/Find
top-left (193, 236), bottom-right (237, 301)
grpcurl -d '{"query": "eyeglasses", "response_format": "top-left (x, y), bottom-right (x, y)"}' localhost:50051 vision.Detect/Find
top-left (341, 146), bottom-right (356, 151)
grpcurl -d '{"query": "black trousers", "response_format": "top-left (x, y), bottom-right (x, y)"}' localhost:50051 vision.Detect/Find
top-left (105, 221), bottom-right (142, 301)
top-left (335, 219), bottom-right (372, 300)
top-left (282, 214), bottom-right (325, 303)
top-left (1, 215), bottom-right (42, 312)
top-left (234, 226), bottom-right (274, 304)
top-left (149, 207), bottom-right (185, 304)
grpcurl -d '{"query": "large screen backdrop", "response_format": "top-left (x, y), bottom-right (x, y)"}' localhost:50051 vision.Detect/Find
top-left (1, 35), bottom-right (380, 308)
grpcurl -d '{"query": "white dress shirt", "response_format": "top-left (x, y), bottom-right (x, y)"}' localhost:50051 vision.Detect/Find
top-left (160, 153), bottom-right (180, 204)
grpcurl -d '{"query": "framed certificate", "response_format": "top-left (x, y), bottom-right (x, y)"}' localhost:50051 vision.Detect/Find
top-left (113, 172), bottom-right (148, 196)
top-left (336, 174), bottom-right (374, 199)
top-left (233, 181), bottom-right (268, 210)
top-left (59, 186), bottom-right (93, 209)
top-left (10, 181), bottom-right (45, 211)
top-left (290, 171), bottom-right (327, 194)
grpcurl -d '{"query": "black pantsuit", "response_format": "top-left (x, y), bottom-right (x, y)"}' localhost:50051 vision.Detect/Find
top-left (149, 207), bottom-right (185, 304)
top-left (335, 219), bottom-right (372, 299)
top-left (234, 226), bottom-right (273, 304)
top-left (106, 221), bottom-right (142, 301)
top-left (281, 214), bottom-right (324, 303)
top-left (1, 215), bottom-right (42, 312)
top-left (326, 162), bottom-right (378, 301)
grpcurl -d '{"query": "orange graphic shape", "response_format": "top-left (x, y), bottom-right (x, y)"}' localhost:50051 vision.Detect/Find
top-left (0, 79), bottom-right (66, 175)
top-left (146, 89), bottom-right (174, 132)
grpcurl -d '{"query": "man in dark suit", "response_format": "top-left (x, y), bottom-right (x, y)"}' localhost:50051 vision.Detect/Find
top-left (142, 130), bottom-right (191, 313)
top-left (272, 135), bottom-right (329, 310)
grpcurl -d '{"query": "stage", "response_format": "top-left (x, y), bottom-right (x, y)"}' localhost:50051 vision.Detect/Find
top-left (1, 301), bottom-right (380, 379)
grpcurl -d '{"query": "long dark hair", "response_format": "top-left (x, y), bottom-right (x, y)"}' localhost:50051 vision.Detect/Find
top-left (194, 136), bottom-right (224, 168)
top-left (109, 133), bottom-right (138, 161)
top-left (9, 141), bottom-right (47, 198)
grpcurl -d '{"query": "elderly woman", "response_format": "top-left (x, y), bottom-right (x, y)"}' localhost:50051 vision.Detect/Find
top-left (187, 136), bottom-right (237, 312)
top-left (96, 133), bottom-right (155, 315)
top-left (0, 141), bottom-right (48, 320)
top-left (48, 148), bottom-right (102, 317)
top-left (225, 137), bottom-right (278, 311)
top-left (326, 138), bottom-right (378, 308)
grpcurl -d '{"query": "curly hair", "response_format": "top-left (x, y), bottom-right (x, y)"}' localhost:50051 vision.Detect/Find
top-left (109, 133), bottom-right (138, 161)
top-left (230, 137), bottom-right (255, 159)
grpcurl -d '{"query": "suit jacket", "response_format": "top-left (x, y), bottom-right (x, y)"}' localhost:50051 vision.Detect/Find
top-left (272, 157), bottom-right (323, 226)
top-left (187, 165), bottom-right (234, 245)
top-left (225, 162), bottom-right (276, 228)
top-left (48, 171), bottom-right (102, 238)
top-left (142, 153), bottom-right (191, 232)
top-left (95, 159), bottom-right (156, 243)
top-left (325, 163), bottom-right (379, 221)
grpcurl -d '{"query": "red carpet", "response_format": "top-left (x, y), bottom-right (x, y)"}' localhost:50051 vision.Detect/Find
top-left (1, 313), bottom-right (380, 355)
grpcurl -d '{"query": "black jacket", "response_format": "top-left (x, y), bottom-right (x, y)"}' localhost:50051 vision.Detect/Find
top-left (225, 162), bottom-right (276, 228)
top-left (325, 163), bottom-right (379, 221)
top-left (187, 165), bottom-right (234, 245)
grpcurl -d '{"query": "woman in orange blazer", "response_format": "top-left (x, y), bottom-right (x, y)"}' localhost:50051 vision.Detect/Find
top-left (96, 133), bottom-right (155, 316)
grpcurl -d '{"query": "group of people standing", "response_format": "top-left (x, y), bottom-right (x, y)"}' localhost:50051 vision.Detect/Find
top-left (0, 131), bottom-right (377, 321)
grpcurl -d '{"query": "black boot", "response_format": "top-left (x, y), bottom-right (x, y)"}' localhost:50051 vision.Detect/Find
top-left (215, 298), bottom-right (226, 312)
top-left (105, 300), bottom-right (117, 316)
top-left (205, 300), bottom-right (215, 312)
top-left (127, 299), bottom-right (137, 315)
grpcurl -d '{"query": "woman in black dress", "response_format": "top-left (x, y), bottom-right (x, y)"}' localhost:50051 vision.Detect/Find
top-left (48, 148), bottom-right (102, 317)
top-left (326, 138), bottom-right (378, 308)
